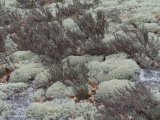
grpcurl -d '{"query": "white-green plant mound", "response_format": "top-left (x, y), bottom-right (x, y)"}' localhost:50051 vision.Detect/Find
top-left (87, 54), bottom-right (140, 83)
top-left (29, 89), bottom-right (46, 102)
top-left (0, 100), bottom-right (12, 119)
top-left (26, 99), bottom-right (98, 120)
top-left (9, 63), bottom-right (48, 83)
top-left (95, 79), bottom-right (135, 98)
top-left (46, 81), bottom-right (74, 99)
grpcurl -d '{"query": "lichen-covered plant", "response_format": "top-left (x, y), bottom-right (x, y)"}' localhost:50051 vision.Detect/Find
top-left (95, 83), bottom-right (160, 120)
top-left (112, 25), bottom-right (160, 68)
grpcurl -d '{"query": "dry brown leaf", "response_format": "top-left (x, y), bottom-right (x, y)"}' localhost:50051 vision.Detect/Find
top-left (88, 80), bottom-right (98, 92)
top-left (69, 96), bottom-right (79, 102)
top-left (88, 92), bottom-right (93, 98)
top-left (37, 98), bottom-right (52, 103)
top-left (14, 88), bottom-right (21, 93)
top-left (4, 68), bottom-right (10, 74)
top-left (1, 74), bottom-right (10, 84)
top-left (120, 13), bottom-right (127, 18)
top-left (120, 112), bottom-right (126, 120)
top-left (155, 13), bottom-right (160, 18)
top-left (37, 98), bottom-right (46, 103)
top-left (18, 20), bottom-right (26, 26)
top-left (150, 59), bottom-right (160, 68)
top-left (87, 96), bottom-right (97, 104)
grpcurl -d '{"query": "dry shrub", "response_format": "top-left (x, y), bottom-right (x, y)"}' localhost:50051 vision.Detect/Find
top-left (95, 83), bottom-right (160, 120)
top-left (105, 8), bottom-right (121, 23)
top-left (0, 0), bottom-right (8, 52)
top-left (112, 25), bottom-right (160, 68)
top-left (9, 8), bottom-right (83, 61)
top-left (16, 0), bottom-right (57, 8)
top-left (56, 2), bottom-right (90, 20)
top-left (25, 7), bottom-right (53, 26)
top-left (76, 11), bottom-right (114, 55)
top-left (0, 12), bottom-right (21, 27)
top-left (11, 22), bottom-right (76, 61)
top-left (93, 0), bottom-right (101, 4)
top-left (0, 35), bottom-right (5, 52)
top-left (77, 11), bottom-right (107, 39)
top-left (63, 61), bottom-right (89, 100)
top-left (0, 2), bottom-right (22, 53)
top-left (49, 60), bottom-right (90, 100)
top-left (0, 1), bottom-right (17, 75)
top-left (0, 1), bottom-right (23, 39)
top-left (11, 8), bottom-right (115, 61)
top-left (0, 1), bottom-right (116, 61)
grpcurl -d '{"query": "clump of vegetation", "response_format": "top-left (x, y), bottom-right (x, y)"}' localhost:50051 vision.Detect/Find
top-left (0, 35), bottom-right (5, 53)
top-left (93, 0), bottom-right (101, 5)
top-left (0, 0), bottom-right (5, 15)
top-left (25, 7), bottom-right (54, 26)
top-left (76, 11), bottom-right (114, 55)
top-left (9, 8), bottom-right (79, 61)
top-left (0, 0), bottom-right (18, 75)
top-left (112, 25), bottom-right (160, 68)
top-left (64, 61), bottom-right (89, 100)
top-left (11, 21), bottom-right (86, 61)
top-left (16, 0), bottom-right (36, 8)
top-left (0, 0), bottom-right (23, 41)
top-left (16, 0), bottom-right (57, 8)
top-left (77, 11), bottom-right (107, 40)
top-left (0, 0), bottom-right (7, 52)
top-left (56, 1), bottom-right (90, 20)
top-left (55, 0), bottom-right (64, 3)
top-left (49, 60), bottom-right (90, 101)
top-left (94, 83), bottom-right (160, 120)
top-left (10, 8), bottom-right (115, 62)
top-left (105, 8), bottom-right (121, 23)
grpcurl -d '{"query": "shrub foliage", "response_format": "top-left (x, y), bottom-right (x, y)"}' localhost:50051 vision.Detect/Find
top-left (112, 25), bottom-right (160, 68)
top-left (95, 83), bottom-right (160, 120)
top-left (49, 60), bottom-right (90, 100)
